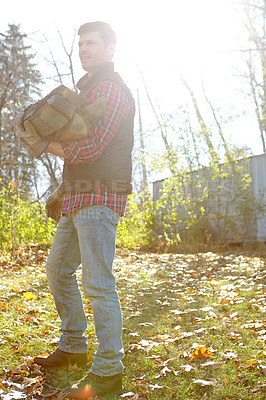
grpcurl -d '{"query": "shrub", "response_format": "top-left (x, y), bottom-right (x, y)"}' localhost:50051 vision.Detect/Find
top-left (116, 191), bottom-right (156, 249)
top-left (0, 184), bottom-right (56, 251)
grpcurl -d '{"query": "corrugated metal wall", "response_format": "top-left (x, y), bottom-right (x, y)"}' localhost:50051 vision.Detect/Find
top-left (153, 153), bottom-right (266, 243)
top-left (251, 154), bottom-right (266, 241)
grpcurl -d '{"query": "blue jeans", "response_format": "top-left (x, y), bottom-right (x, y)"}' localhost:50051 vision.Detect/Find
top-left (46, 205), bottom-right (124, 376)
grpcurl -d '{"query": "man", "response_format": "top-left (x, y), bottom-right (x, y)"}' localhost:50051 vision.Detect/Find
top-left (33, 21), bottom-right (135, 398)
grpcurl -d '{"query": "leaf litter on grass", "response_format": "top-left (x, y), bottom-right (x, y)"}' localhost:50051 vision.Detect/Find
top-left (114, 250), bottom-right (266, 399)
top-left (0, 248), bottom-right (265, 399)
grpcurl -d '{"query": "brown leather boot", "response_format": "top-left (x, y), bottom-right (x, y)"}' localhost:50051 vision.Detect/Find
top-left (34, 348), bottom-right (87, 368)
top-left (61, 372), bottom-right (122, 399)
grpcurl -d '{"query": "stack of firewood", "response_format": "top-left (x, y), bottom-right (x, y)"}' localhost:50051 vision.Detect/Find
top-left (21, 85), bottom-right (106, 141)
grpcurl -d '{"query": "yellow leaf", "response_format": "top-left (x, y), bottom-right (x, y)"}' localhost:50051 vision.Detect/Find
top-left (248, 359), bottom-right (257, 367)
top-left (23, 292), bottom-right (36, 300)
top-left (11, 286), bottom-right (20, 291)
top-left (0, 302), bottom-right (9, 309)
top-left (68, 363), bottom-right (81, 372)
top-left (18, 330), bottom-right (28, 336)
top-left (190, 345), bottom-right (213, 361)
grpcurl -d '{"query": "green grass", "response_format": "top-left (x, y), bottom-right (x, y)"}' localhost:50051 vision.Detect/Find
top-left (0, 246), bottom-right (265, 399)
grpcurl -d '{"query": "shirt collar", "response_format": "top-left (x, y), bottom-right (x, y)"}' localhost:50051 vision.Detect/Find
top-left (76, 62), bottom-right (115, 91)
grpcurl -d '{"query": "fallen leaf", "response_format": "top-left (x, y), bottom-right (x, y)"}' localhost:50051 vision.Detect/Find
top-left (0, 390), bottom-right (27, 399)
top-left (120, 392), bottom-right (135, 398)
top-left (11, 286), bottom-right (21, 291)
top-left (159, 366), bottom-right (171, 376)
top-left (221, 351), bottom-right (238, 360)
top-left (190, 345), bottom-right (213, 361)
top-left (23, 292), bottom-right (36, 300)
top-left (180, 364), bottom-right (194, 372)
top-left (68, 363), bottom-right (81, 372)
top-left (148, 384), bottom-right (166, 390)
top-left (200, 361), bottom-right (224, 369)
top-left (180, 350), bottom-right (190, 358)
top-left (192, 379), bottom-right (215, 386)
top-left (137, 322), bottom-right (154, 327)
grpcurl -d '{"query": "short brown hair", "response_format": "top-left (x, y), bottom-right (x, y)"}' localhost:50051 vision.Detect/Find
top-left (78, 21), bottom-right (116, 46)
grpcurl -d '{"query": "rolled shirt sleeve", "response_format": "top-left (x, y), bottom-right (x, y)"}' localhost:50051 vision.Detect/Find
top-left (19, 137), bottom-right (50, 159)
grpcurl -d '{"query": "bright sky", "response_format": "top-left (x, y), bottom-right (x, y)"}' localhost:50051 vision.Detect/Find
top-left (1, 0), bottom-right (263, 158)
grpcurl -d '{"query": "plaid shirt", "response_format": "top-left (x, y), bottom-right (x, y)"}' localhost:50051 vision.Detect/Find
top-left (61, 76), bottom-right (132, 217)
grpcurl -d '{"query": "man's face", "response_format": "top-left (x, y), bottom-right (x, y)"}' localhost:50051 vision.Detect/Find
top-left (78, 31), bottom-right (114, 75)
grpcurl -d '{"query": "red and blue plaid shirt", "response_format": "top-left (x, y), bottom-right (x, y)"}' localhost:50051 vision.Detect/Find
top-left (61, 77), bottom-right (132, 217)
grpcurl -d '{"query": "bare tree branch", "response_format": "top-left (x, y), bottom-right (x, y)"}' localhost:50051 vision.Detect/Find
top-left (43, 34), bottom-right (63, 85)
top-left (201, 77), bottom-right (231, 160)
top-left (231, 0), bottom-right (265, 12)
top-left (137, 88), bottom-right (148, 191)
top-left (57, 28), bottom-right (77, 91)
top-left (138, 68), bottom-right (170, 150)
top-left (180, 74), bottom-right (219, 163)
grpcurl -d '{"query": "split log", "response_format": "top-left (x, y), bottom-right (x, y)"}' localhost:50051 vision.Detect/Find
top-left (22, 85), bottom-right (106, 141)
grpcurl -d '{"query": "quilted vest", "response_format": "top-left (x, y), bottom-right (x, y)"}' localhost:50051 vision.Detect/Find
top-left (63, 62), bottom-right (135, 194)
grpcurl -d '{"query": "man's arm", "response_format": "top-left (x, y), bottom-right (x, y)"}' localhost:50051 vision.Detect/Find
top-left (60, 81), bottom-right (131, 164)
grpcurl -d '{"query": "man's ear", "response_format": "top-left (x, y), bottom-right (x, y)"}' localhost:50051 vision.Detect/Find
top-left (106, 43), bottom-right (116, 60)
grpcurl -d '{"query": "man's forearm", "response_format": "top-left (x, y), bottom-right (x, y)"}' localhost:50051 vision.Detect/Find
top-left (44, 142), bottom-right (70, 160)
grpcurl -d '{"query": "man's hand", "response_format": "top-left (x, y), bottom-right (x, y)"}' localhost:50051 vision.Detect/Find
top-left (44, 142), bottom-right (70, 160)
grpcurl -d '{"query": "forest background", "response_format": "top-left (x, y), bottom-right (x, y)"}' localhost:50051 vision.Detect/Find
top-left (0, 0), bottom-right (265, 251)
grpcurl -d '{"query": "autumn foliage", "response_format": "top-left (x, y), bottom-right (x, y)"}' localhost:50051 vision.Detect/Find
top-left (0, 248), bottom-right (265, 399)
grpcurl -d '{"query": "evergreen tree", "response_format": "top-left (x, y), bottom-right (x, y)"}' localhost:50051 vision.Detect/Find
top-left (0, 24), bottom-right (42, 196)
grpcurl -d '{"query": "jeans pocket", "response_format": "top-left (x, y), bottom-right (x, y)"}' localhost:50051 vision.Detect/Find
top-left (111, 210), bottom-right (120, 226)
